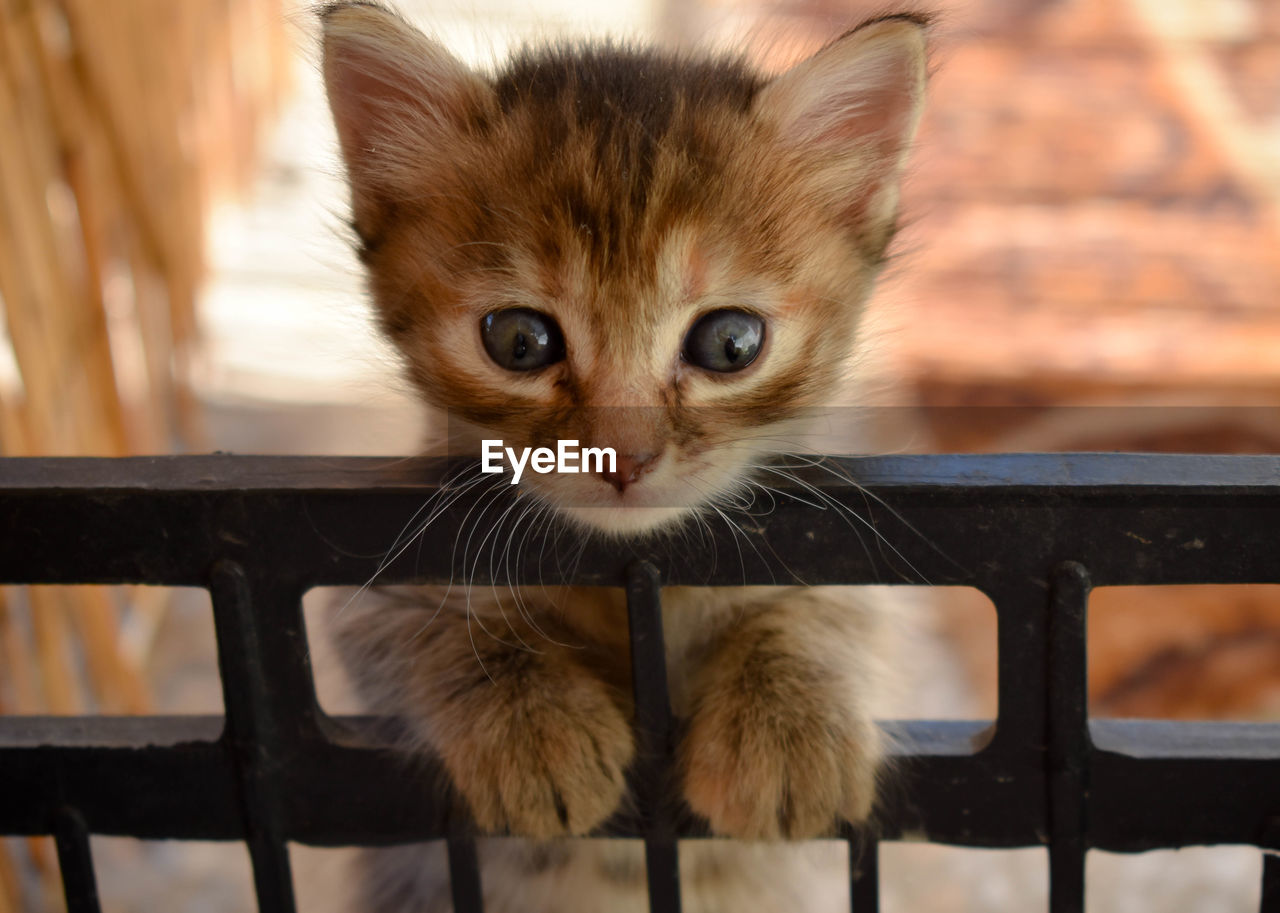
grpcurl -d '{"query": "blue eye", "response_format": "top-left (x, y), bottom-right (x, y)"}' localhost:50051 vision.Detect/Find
top-left (481, 308), bottom-right (566, 371)
top-left (682, 309), bottom-right (765, 373)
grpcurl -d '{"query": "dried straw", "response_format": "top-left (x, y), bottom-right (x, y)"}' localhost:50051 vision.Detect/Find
top-left (1, 0), bottom-right (292, 903)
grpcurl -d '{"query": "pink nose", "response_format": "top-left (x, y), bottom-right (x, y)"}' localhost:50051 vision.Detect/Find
top-left (601, 453), bottom-right (656, 493)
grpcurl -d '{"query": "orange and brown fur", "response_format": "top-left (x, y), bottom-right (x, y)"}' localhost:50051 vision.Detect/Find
top-left (320, 3), bottom-right (927, 910)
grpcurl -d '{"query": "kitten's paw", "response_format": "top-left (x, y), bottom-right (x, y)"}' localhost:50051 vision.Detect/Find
top-left (681, 681), bottom-right (882, 840)
top-left (438, 663), bottom-right (634, 838)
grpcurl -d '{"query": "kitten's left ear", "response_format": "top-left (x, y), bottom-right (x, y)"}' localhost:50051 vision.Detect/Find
top-left (754, 15), bottom-right (928, 260)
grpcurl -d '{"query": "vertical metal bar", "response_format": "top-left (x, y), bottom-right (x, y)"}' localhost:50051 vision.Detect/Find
top-left (983, 578), bottom-right (1054, 863)
top-left (447, 837), bottom-right (484, 913)
top-left (1262, 851), bottom-right (1279, 913)
top-left (210, 560), bottom-right (299, 913)
top-left (1262, 818), bottom-right (1280, 913)
top-left (848, 832), bottom-right (879, 913)
top-left (53, 808), bottom-right (101, 913)
top-left (626, 560), bottom-right (682, 913)
top-left (1046, 562), bottom-right (1091, 913)
top-left (984, 581), bottom-right (1048, 759)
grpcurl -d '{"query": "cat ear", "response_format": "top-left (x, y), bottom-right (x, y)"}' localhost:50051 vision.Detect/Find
top-left (754, 15), bottom-right (928, 259)
top-left (320, 3), bottom-right (490, 220)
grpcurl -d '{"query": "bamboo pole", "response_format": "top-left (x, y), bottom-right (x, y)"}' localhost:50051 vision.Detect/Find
top-left (68, 588), bottom-right (151, 715)
top-left (21, 1), bottom-right (131, 457)
top-left (0, 12), bottom-right (91, 727)
top-left (0, 590), bottom-right (39, 716)
top-left (0, 839), bottom-right (18, 913)
top-left (1, 2), bottom-right (151, 724)
top-left (0, 11), bottom-right (80, 454)
top-left (27, 589), bottom-right (78, 716)
top-left (26, 839), bottom-right (58, 913)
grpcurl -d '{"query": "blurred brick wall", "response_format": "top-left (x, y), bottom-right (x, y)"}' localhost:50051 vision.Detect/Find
top-left (900, 0), bottom-right (1280, 412)
top-left (669, 0), bottom-right (1280, 430)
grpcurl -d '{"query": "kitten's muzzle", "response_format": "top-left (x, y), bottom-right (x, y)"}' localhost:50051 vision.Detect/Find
top-left (601, 452), bottom-right (657, 493)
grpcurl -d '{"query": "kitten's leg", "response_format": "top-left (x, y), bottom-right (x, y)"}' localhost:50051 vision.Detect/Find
top-left (357, 843), bottom-right (453, 913)
top-left (680, 587), bottom-right (889, 839)
top-left (333, 587), bottom-right (634, 837)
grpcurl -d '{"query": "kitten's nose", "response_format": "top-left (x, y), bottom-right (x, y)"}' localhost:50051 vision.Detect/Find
top-left (601, 453), bottom-right (656, 493)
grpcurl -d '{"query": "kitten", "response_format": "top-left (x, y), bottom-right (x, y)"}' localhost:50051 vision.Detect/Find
top-left (319, 3), bottom-right (927, 910)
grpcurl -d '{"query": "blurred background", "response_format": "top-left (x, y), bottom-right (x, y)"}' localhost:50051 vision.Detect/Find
top-left (0, 0), bottom-right (1277, 910)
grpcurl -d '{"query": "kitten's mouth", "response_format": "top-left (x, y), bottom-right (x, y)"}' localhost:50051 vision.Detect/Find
top-left (556, 502), bottom-right (693, 538)
top-left (520, 462), bottom-right (714, 537)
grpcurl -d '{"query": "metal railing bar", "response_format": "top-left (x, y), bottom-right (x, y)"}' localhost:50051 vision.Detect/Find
top-left (641, 840), bottom-right (681, 913)
top-left (447, 837), bottom-right (484, 913)
top-left (53, 808), bottom-right (101, 913)
top-left (626, 561), bottom-right (682, 913)
top-left (984, 581), bottom-right (1049, 762)
top-left (0, 454), bottom-right (1276, 910)
top-left (1089, 720), bottom-right (1280, 759)
top-left (0, 716), bottom-right (986, 756)
top-left (1046, 563), bottom-right (1091, 913)
top-left (210, 562), bottom-right (298, 913)
top-left (3, 718), bottom-right (1276, 848)
top-left (251, 718), bottom-right (1280, 769)
top-left (1259, 819), bottom-right (1279, 913)
top-left (3, 453), bottom-right (1278, 493)
top-left (3, 454), bottom-right (1278, 591)
top-left (1262, 851), bottom-right (1278, 913)
top-left (1084, 752), bottom-right (1280, 851)
top-left (0, 725), bottom-right (240, 838)
top-left (848, 833), bottom-right (878, 913)
top-left (0, 714), bottom-right (225, 747)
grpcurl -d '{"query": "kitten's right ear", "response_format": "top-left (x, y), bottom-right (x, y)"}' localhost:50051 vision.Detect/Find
top-left (320, 3), bottom-right (489, 219)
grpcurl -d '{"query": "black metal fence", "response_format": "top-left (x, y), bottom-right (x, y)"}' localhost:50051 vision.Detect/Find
top-left (1, 453), bottom-right (1279, 913)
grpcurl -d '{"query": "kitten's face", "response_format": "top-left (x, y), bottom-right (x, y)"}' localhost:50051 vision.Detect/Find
top-left (322, 5), bottom-right (926, 536)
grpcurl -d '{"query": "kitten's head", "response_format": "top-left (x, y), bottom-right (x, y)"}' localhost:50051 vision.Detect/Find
top-left (321, 3), bottom-right (927, 537)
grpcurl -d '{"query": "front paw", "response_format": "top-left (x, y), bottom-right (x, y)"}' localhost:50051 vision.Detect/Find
top-left (681, 680), bottom-right (882, 839)
top-left (436, 662), bottom-right (634, 838)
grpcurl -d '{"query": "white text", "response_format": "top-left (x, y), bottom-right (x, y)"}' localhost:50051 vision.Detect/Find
top-left (480, 440), bottom-right (616, 484)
